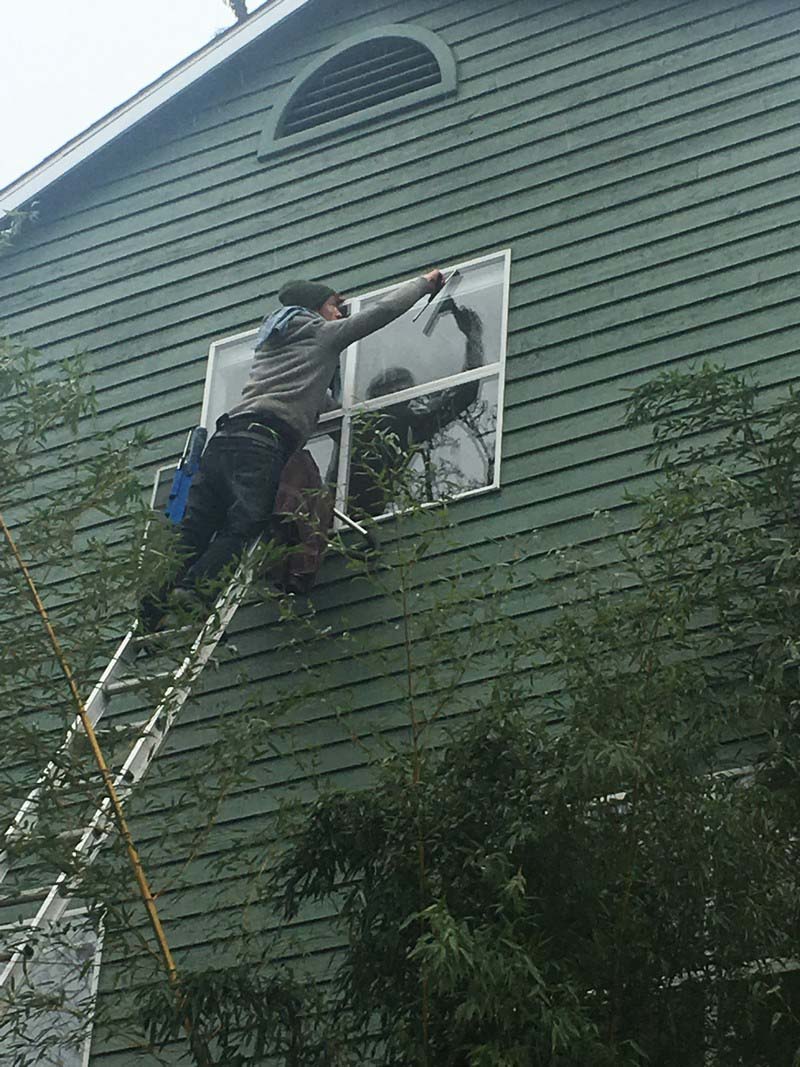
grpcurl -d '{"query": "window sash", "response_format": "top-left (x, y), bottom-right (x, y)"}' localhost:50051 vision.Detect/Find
top-left (310, 372), bottom-right (501, 524)
top-left (322, 250), bottom-right (509, 522)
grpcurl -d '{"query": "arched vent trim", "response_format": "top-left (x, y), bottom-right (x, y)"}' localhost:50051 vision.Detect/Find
top-left (257, 25), bottom-right (457, 158)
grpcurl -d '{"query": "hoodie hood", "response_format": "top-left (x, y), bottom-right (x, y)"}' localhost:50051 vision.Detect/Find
top-left (254, 305), bottom-right (316, 351)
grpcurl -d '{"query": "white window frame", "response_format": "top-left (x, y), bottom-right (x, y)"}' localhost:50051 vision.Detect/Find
top-left (0, 907), bottom-right (104, 1067)
top-left (151, 464), bottom-right (176, 511)
top-left (196, 248), bottom-right (511, 525)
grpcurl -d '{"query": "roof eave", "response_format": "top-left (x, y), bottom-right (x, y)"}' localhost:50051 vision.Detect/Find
top-left (0, 0), bottom-right (310, 215)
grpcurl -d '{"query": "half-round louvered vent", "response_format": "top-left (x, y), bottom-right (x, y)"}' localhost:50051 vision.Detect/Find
top-left (281, 37), bottom-right (441, 137)
top-left (257, 25), bottom-right (457, 159)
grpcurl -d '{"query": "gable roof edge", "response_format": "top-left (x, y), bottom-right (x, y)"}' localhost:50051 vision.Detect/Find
top-left (0, 0), bottom-right (310, 215)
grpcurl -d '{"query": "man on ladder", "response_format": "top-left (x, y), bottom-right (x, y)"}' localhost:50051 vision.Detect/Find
top-left (141, 268), bottom-right (443, 630)
top-left (0, 267), bottom-right (442, 1024)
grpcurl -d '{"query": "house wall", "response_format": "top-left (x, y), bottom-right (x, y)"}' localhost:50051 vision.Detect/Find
top-left (2, 0), bottom-right (799, 1061)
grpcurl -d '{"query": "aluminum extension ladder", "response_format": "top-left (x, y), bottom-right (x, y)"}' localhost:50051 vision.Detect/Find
top-left (0, 558), bottom-right (253, 998)
top-left (0, 509), bottom-right (373, 1004)
top-left (0, 402), bottom-right (375, 1004)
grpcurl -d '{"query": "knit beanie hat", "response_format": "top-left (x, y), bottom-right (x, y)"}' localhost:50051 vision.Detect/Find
top-left (278, 279), bottom-right (337, 311)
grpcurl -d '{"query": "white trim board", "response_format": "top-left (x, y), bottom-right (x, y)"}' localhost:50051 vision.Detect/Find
top-left (0, 0), bottom-right (311, 215)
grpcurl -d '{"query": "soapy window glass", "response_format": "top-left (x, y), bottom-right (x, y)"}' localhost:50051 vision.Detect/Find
top-left (351, 254), bottom-right (506, 402)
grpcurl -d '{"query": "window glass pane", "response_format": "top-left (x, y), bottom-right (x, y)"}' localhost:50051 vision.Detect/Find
top-left (204, 334), bottom-right (257, 432)
top-left (351, 255), bottom-right (505, 404)
top-left (0, 913), bottom-right (102, 1067)
top-left (346, 377), bottom-right (498, 518)
top-left (197, 251), bottom-right (508, 529)
top-left (328, 354), bottom-right (345, 408)
top-left (305, 424), bottom-right (342, 491)
top-left (204, 335), bottom-right (345, 433)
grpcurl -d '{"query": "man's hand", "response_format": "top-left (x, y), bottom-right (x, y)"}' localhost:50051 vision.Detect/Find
top-left (424, 269), bottom-right (444, 294)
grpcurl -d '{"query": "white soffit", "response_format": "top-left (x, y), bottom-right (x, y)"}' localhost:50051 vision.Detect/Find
top-left (0, 0), bottom-right (310, 215)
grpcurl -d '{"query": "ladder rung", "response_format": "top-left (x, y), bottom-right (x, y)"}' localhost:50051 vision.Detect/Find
top-left (131, 624), bottom-right (196, 647)
top-left (0, 886), bottom-right (50, 907)
top-left (104, 672), bottom-right (171, 697)
top-left (94, 716), bottom-right (154, 738)
top-left (0, 543), bottom-right (254, 996)
top-left (58, 818), bottom-right (110, 842)
top-left (55, 827), bottom-right (85, 842)
top-left (27, 823), bottom-right (109, 848)
top-left (0, 944), bottom-right (33, 963)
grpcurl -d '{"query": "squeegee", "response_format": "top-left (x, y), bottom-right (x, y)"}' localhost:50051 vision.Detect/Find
top-left (412, 270), bottom-right (463, 334)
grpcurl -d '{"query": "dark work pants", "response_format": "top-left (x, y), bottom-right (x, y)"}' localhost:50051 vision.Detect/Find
top-left (176, 427), bottom-right (291, 590)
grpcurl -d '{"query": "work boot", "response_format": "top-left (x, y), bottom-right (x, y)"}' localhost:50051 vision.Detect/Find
top-left (137, 593), bottom-right (168, 635)
top-left (160, 587), bottom-right (204, 630)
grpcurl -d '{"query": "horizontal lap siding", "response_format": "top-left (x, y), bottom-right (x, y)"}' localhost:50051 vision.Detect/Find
top-left (1, 0), bottom-right (798, 1062)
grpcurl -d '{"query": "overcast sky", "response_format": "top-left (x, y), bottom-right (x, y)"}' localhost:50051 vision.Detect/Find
top-left (0, 0), bottom-right (253, 195)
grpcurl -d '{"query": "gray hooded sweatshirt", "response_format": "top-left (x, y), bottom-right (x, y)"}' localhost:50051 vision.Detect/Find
top-left (228, 276), bottom-right (432, 447)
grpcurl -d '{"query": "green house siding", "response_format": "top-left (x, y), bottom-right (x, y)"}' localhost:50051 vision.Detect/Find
top-left (2, 0), bottom-right (800, 1061)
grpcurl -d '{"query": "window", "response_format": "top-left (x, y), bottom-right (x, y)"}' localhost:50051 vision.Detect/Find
top-left (0, 909), bottom-right (103, 1067)
top-left (199, 249), bottom-right (510, 527)
top-left (314, 250), bottom-right (509, 521)
top-left (257, 25), bottom-right (457, 157)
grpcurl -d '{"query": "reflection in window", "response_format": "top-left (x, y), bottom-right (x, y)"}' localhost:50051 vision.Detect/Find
top-left (351, 254), bottom-right (505, 402)
top-left (347, 378), bottom-right (498, 518)
top-left (331, 249), bottom-right (509, 521)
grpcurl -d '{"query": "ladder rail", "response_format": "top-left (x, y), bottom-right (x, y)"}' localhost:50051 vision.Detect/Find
top-left (0, 631), bottom-right (136, 884)
top-left (0, 556), bottom-right (254, 996)
top-left (106, 563), bottom-right (250, 804)
top-left (0, 430), bottom-right (379, 1004)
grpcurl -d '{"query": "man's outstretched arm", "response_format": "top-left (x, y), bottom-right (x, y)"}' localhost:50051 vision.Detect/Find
top-left (321, 270), bottom-right (443, 349)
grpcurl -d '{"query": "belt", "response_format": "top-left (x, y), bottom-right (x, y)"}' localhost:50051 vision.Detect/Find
top-left (216, 412), bottom-right (298, 451)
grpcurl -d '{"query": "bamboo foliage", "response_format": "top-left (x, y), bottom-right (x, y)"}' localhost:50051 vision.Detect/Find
top-left (2, 339), bottom-right (800, 1064)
